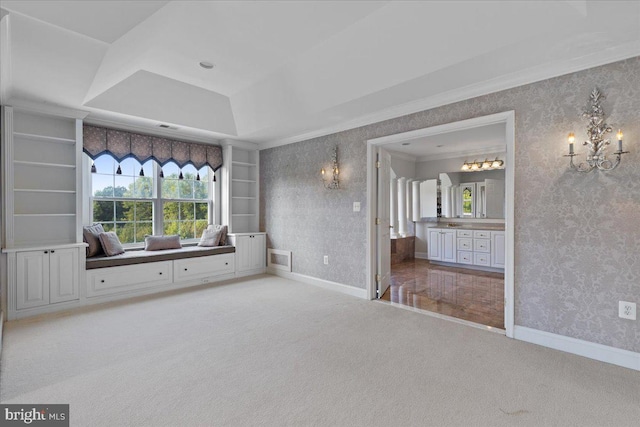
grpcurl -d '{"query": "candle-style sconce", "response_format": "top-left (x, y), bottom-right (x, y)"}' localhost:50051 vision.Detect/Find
top-left (564, 88), bottom-right (629, 172)
top-left (321, 146), bottom-right (340, 190)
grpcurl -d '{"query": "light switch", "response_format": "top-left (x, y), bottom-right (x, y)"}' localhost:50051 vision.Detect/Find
top-left (353, 202), bottom-right (361, 212)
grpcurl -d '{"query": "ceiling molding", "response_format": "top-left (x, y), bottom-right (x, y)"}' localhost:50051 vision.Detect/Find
top-left (8, 97), bottom-right (90, 119)
top-left (259, 41), bottom-right (640, 150)
top-left (388, 151), bottom-right (417, 163)
top-left (220, 138), bottom-right (260, 151)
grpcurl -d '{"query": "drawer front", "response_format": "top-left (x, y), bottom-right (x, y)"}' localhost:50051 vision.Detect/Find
top-left (457, 251), bottom-right (474, 265)
top-left (457, 230), bottom-right (473, 238)
top-left (174, 254), bottom-right (235, 282)
top-left (473, 239), bottom-right (490, 252)
top-left (473, 230), bottom-right (491, 239)
top-left (474, 252), bottom-right (491, 266)
top-left (457, 238), bottom-right (472, 251)
top-left (87, 261), bottom-right (173, 297)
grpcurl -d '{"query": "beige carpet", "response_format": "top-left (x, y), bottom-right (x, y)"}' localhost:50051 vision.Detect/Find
top-left (1, 275), bottom-right (638, 426)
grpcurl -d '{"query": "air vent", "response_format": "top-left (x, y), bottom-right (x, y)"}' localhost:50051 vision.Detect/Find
top-left (158, 124), bottom-right (179, 130)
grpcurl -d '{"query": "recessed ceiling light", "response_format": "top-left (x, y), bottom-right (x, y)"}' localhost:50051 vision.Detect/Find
top-left (402, 142), bottom-right (410, 146)
top-left (436, 144), bottom-right (444, 147)
top-left (199, 61), bottom-right (215, 70)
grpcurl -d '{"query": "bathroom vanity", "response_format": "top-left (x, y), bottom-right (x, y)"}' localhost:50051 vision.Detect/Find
top-left (427, 225), bottom-right (505, 271)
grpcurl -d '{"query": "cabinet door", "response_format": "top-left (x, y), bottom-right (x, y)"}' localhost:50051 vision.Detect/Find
top-left (16, 251), bottom-right (50, 309)
top-left (419, 180), bottom-right (438, 218)
top-left (441, 230), bottom-right (457, 263)
top-left (427, 230), bottom-right (442, 261)
top-left (250, 234), bottom-right (266, 270)
top-left (49, 248), bottom-right (79, 304)
top-left (236, 235), bottom-right (253, 272)
top-left (491, 232), bottom-right (506, 268)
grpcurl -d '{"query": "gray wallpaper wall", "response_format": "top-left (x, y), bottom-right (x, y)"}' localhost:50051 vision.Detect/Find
top-left (261, 57), bottom-right (640, 353)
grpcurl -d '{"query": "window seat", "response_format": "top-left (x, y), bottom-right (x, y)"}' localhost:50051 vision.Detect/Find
top-left (86, 245), bottom-right (235, 270)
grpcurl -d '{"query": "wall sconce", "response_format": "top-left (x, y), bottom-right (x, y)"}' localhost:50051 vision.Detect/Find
top-left (321, 146), bottom-right (340, 189)
top-left (461, 158), bottom-right (504, 172)
top-left (564, 88), bottom-right (629, 172)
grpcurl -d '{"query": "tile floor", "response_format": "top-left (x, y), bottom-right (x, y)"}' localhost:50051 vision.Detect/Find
top-left (381, 259), bottom-right (504, 328)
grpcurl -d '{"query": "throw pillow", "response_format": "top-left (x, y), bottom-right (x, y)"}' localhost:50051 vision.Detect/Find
top-left (207, 224), bottom-right (228, 246)
top-left (83, 223), bottom-right (105, 257)
top-left (198, 228), bottom-right (222, 247)
top-left (145, 235), bottom-right (182, 251)
top-left (98, 231), bottom-right (125, 256)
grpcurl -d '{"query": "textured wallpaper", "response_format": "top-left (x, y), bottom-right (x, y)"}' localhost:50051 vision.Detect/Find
top-left (261, 57), bottom-right (640, 353)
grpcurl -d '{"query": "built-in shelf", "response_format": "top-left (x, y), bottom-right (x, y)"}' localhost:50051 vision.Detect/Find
top-left (232, 161), bottom-right (257, 167)
top-left (232, 196), bottom-right (256, 200)
top-left (14, 213), bottom-right (76, 217)
top-left (232, 179), bottom-right (257, 183)
top-left (14, 132), bottom-right (76, 145)
top-left (232, 213), bottom-right (256, 217)
top-left (14, 189), bottom-right (77, 194)
top-left (14, 160), bottom-right (75, 169)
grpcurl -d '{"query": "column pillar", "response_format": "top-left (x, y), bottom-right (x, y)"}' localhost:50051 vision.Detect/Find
top-left (397, 177), bottom-right (407, 237)
top-left (390, 177), bottom-right (398, 238)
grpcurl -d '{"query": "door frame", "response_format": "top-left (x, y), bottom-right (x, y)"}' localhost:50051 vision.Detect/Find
top-left (365, 111), bottom-right (516, 338)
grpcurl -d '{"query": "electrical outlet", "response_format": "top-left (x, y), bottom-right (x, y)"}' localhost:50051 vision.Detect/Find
top-left (619, 301), bottom-right (636, 320)
top-left (353, 202), bottom-right (361, 212)
top-left (323, 255), bottom-right (329, 265)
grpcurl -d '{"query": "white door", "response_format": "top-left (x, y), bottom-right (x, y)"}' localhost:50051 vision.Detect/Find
top-left (16, 250), bottom-right (50, 309)
top-left (376, 148), bottom-right (391, 298)
top-left (49, 248), bottom-right (79, 304)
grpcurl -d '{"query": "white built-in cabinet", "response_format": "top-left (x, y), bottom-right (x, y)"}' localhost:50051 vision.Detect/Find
top-left (491, 231), bottom-right (506, 268)
top-left (16, 247), bottom-right (79, 309)
top-left (2, 106), bottom-right (87, 319)
top-left (427, 229), bottom-right (456, 263)
top-left (227, 233), bottom-right (266, 276)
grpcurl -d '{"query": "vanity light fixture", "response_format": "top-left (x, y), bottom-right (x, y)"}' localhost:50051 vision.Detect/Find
top-left (321, 146), bottom-right (340, 189)
top-left (564, 88), bottom-right (629, 172)
top-left (461, 158), bottom-right (504, 172)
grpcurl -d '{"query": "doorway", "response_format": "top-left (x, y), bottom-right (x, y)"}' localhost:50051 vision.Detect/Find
top-left (366, 112), bottom-right (515, 337)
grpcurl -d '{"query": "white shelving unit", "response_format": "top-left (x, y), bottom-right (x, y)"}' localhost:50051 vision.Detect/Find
top-left (222, 145), bottom-right (260, 233)
top-left (2, 106), bottom-right (87, 320)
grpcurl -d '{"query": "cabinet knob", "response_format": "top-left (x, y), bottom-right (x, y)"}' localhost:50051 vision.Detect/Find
top-left (159, 272), bottom-right (163, 275)
top-left (51, 250), bottom-right (55, 254)
top-left (100, 279), bottom-right (105, 283)
top-left (44, 251), bottom-right (48, 254)
top-left (225, 262), bottom-right (228, 265)
top-left (184, 268), bottom-right (188, 271)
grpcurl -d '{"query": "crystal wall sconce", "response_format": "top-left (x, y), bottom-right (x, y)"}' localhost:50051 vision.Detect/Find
top-left (564, 88), bottom-right (629, 172)
top-left (321, 146), bottom-right (340, 189)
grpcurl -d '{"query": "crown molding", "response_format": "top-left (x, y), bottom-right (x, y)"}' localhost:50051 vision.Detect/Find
top-left (220, 138), bottom-right (260, 151)
top-left (259, 41), bottom-right (640, 151)
top-left (387, 151), bottom-right (417, 163)
top-left (7, 98), bottom-right (90, 119)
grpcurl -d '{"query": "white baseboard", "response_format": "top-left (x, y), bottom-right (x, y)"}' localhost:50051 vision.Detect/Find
top-left (513, 326), bottom-right (639, 372)
top-left (415, 252), bottom-right (429, 259)
top-left (267, 269), bottom-right (368, 299)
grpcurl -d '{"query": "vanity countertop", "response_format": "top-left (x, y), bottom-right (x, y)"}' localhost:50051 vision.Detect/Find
top-left (428, 224), bottom-right (505, 231)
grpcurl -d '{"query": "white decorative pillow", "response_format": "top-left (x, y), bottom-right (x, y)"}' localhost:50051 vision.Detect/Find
top-left (207, 224), bottom-right (228, 246)
top-left (98, 231), bottom-right (125, 256)
top-left (198, 228), bottom-right (222, 247)
top-left (145, 235), bottom-right (182, 251)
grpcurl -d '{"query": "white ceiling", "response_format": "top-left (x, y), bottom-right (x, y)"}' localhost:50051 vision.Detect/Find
top-left (1, 1), bottom-right (639, 147)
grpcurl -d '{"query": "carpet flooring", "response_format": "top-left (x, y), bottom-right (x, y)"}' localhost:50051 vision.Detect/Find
top-left (1, 275), bottom-right (639, 426)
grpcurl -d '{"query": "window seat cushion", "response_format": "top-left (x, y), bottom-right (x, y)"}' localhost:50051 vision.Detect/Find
top-left (86, 245), bottom-right (235, 270)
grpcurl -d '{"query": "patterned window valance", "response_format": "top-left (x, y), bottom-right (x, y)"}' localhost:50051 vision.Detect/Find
top-left (83, 125), bottom-right (223, 171)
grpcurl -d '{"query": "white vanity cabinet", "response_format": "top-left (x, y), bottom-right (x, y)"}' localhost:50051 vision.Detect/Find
top-left (427, 228), bottom-right (456, 263)
top-left (227, 232), bottom-right (266, 276)
top-left (491, 231), bottom-right (506, 268)
top-left (14, 246), bottom-right (80, 310)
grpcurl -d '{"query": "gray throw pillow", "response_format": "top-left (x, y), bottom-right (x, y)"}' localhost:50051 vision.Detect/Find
top-left (98, 232), bottom-right (125, 256)
top-left (145, 235), bottom-right (182, 251)
top-left (207, 224), bottom-right (228, 246)
top-left (83, 223), bottom-right (105, 257)
top-left (198, 228), bottom-right (222, 247)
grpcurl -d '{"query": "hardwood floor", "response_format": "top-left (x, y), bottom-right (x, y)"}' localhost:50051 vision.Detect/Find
top-left (382, 259), bottom-right (504, 329)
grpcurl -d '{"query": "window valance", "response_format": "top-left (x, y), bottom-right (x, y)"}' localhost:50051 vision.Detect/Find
top-left (83, 125), bottom-right (223, 171)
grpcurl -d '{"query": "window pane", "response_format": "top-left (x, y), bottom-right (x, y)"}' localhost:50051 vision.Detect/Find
top-left (178, 180), bottom-right (193, 199)
top-left (164, 202), bottom-right (179, 221)
top-left (162, 179), bottom-right (179, 199)
top-left (92, 174), bottom-right (114, 197)
top-left (115, 201), bottom-right (129, 221)
top-left (195, 220), bottom-right (207, 238)
top-left (180, 202), bottom-right (195, 220)
top-left (194, 180), bottom-right (207, 199)
top-left (102, 222), bottom-right (114, 232)
top-left (120, 158), bottom-right (138, 176)
top-left (115, 222), bottom-right (134, 244)
top-left (164, 221), bottom-right (178, 236)
top-left (162, 162), bottom-right (180, 178)
top-left (136, 202), bottom-right (153, 221)
top-left (114, 176), bottom-right (134, 197)
top-left (93, 201), bottom-right (114, 222)
top-left (136, 222), bottom-right (152, 242)
top-left (195, 202), bottom-right (207, 220)
top-left (134, 176), bottom-right (153, 198)
top-left (180, 220), bottom-right (195, 239)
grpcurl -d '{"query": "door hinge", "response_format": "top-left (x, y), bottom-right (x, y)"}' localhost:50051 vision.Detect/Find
top-left (375, 161), bottom-right (381, 168)
top-left (375, 274), bottom-right (381, 283)
top-left (375, 218), bottom-right (381, 225)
